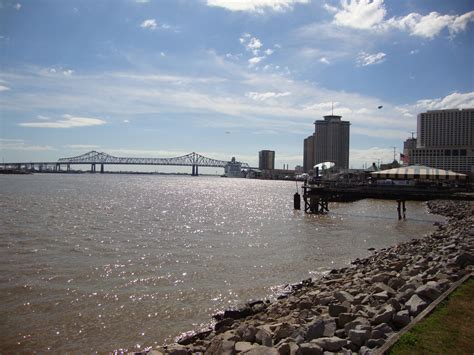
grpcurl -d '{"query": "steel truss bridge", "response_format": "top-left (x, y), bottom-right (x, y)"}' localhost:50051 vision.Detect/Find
top-left (2, 151), bottom-right (250, 176)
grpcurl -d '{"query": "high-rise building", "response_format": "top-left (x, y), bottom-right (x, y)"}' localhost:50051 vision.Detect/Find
top-left (259, 150), bottom-right (275, 170)
top-left (404, 108), bottom-right (474, 174)
top-left (303, 135), bottom-right (314, 173)
top-left (303, 114), bottom-right (350, 172)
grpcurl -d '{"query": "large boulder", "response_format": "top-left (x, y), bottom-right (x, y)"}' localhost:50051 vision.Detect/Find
top-left (392, 310), bottom-right (411, 329)
top-left (305, 318), bottom-right (336, 340)
top-left (298, 343), bottom-right (323, 355)
top-left (415, 283), bottom-right (442, 302)
top-left (348, 329), bottom-right (370, 347)
top-left (329, 304), bottom-right (349, 317)
top-left (405, 294), bottom-right (428, 316)
top-left (311, 337), bottom-right (348, 352)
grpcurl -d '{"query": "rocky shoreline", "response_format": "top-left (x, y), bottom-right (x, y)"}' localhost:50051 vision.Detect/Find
top-left (141, 200), bottom-right (473, 355)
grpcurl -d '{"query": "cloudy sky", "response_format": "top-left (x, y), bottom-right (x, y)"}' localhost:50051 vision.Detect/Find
top-left (1, 0), bottom-right (473, 169)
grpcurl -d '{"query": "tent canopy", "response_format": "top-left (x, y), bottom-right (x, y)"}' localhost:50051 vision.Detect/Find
top-left (370, 165), bottom-right (467, 180)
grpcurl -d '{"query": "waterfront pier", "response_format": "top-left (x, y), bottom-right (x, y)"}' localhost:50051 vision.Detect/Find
top-left (301, 182), bottom-right (474, 219)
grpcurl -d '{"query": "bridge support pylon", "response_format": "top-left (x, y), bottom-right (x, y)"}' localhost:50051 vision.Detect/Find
top-left (100, 164), bottom-right (104, 173)
top-left (192, 165), bottom-right (199, 176)
top-left (91, 163), bottom-right (96, 173)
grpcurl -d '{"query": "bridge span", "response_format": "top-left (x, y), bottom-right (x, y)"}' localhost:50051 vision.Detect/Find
top-left (1, 151), bottom-right (250, 176)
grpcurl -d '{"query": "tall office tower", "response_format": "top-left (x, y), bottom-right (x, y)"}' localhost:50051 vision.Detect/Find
top-left (303, 135), bottom-right (315, 173)
top-left (405, 109), bottom-right (474, 174)
top-left (313, 115), bottom-right (350, 170)
top-left (259, 150), bottom-right (275, 170)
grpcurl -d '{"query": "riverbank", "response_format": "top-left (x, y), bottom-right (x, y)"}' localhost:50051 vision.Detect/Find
top-left (141, 200), bottom-right (473, 355)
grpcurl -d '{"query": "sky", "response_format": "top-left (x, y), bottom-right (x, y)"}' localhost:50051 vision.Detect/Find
top-left (0, 0), bottom-right (473, 170)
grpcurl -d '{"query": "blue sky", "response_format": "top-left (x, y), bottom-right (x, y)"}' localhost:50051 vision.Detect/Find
top-left (1, 0), bottom-right (473, 169)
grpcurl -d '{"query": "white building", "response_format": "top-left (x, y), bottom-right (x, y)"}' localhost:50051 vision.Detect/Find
top-left (404, 108), bottom-right (474, 175)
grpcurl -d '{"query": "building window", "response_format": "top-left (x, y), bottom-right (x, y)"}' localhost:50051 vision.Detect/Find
top-left (460, 149), bottom-right (467, 156)
top-left (445, 149), bottom-right (451, 156)
top-left (453, 150), bottom-right (459, 156)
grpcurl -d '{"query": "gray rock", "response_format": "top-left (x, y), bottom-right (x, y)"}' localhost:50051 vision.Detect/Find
top-left (392, 310), bottom-right (410, 329)
top-left (398, 283), bottom-right (417, 293)
top-left (371, 273), bottom-right (391, 283)
top-left (277, 342), bottom-right (299, 355)
top-left (348, 329), bottom-right (370, 347)
top-left (372, 283), bottom-right (396, 296)
top-left (215, 318), bottom-right (234, 333)
top-left (344, 317), bottom-right (371, 334)
top-left (371, 306), bottom-right (395, 325)
top-left (167, 345), bottom-right (189, 355)
top-left (311, 337), bottom-right (348, 352)
top-left (299, 343), bottom-right (323, 355)
top-left (274, 323), bottom-right (296, 342)
top-left (415, 284), bottom-right (441, 302)
top-left (366, 338), bottom-right (385, 348)
top-left (148, 351), bottom-right (164, 355)
top-left (237, 324), bottom-right (257, 343)
top-left (372, 291), bottom-right (389, 301)
top-left (353, 293), bottom-right (368, 305)
top-left (235, 342), bottom-right (256, 353)
top-left (359, 345), bottom-right (374, 354)
top-left (335, 291), bottom-right (354, 304)
top-left (205, 339), bottom-right (235, 355)
top-left (387, 298), bottom-right (402, 312)
top-left (369, 330), bottom-right (385, 340)
top-left (328, 304), bottom-right (349, 317)
top-left (305, 318), bottom-right (336, 340)
top-left (387, 277), bottom-right (405, 290)
top-left (373, 323), bottom-right (393, 336)
top-left (338, 313), bottom-right (356, 328)
top-left (255, 329), bottom-right (273, 347)
top-left (396, 288), bottom-right (415, 303)
top-left (405, 294), bottom-right (428, 316)
top-left (242, 346), bottom-right (279, 355)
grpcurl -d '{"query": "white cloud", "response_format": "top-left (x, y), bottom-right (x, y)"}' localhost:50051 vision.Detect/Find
top-left (140, 19), bottom-right (157, 30)
top-left (357, 51), bottom-right (386, 66)
top-left (412, 92), bottom-right (474, 111)
top-left (409, 49), bottom-right (419, 55)
top-left (325, 0), bottom-right (474, 38)
top-left (0, 139), bottom-right (55, 151)
top-left (3, 63), bottom-right (471, 143)
top-left (135, 0), bottom-right (149, 3)
top-left (248, 37), bottom-right (262, 50)
top-left (123, 119), bottom-right (130, 123)
top-left (332, 0), bottom-right (387, 30)
top-left (63, 69), bottom-right (74, 76)
top-left (19, 114), bottom-right (107, 128)
top-left (0, 84), bottom-right (10, 91)
top-left (246, 91), bottom-right (291, 101)
top-left (319, 57), bottom-right (330, 64)
top-left (206, 0), bottom-right (309, 13)
top-left (14, 3), bottom-right (21, 11)
top-left (264, 48), bottom-right (274, 56)
top-left (248, 56), bottom-right (265, 66)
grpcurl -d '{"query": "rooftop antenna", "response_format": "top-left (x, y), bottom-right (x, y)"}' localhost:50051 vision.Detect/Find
top-left (391, 147), bottom-right (397, 161)
top-left (410, 131), bottom-right (415, 139)
top-left (331, 102), bottom-right (334, 116)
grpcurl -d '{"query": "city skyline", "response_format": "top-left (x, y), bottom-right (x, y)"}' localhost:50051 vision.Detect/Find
top-left (1, 0), bottom-right (474, 169)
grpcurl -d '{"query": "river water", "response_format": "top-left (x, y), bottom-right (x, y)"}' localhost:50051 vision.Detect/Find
top-left (0, 174), bottom-right (442, 352)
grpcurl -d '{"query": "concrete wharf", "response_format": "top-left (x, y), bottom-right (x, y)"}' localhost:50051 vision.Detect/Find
top-left (301, 182), bottom-right (474, 219)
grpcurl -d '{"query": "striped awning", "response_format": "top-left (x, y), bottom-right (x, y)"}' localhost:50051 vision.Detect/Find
top-left (370, 165), bottom-right (467, 180)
